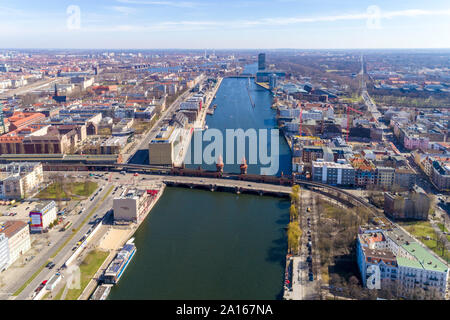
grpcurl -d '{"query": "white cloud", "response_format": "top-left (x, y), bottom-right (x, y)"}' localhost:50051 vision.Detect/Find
top-left (116, 0), bottom-right (199, 8)
top-left (110, 6), bottom-right (137, 15)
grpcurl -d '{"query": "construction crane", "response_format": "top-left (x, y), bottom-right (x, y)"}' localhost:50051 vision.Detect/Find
top-left (345, 105), bottom-right (364, 143)
top-left (298, 103), bottom-right (303, 137)
top-left (0, 102), bottom-right (5, 134)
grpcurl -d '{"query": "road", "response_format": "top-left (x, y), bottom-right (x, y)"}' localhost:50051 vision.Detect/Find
top-left (359, 55), bottom-right (382, 124)
top-left (125, 77), bottom-right (203, 163)
top-left (12, 184), bottom-right (114, 300)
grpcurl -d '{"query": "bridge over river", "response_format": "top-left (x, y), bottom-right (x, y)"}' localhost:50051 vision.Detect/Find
top-left (43, 162), bottom-right (380, 217)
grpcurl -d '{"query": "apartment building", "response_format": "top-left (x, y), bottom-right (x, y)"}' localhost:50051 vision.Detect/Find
top-left (357, 226), bottom-right (448, 298)
top-left (0, 221), bottom-right (31, 268)
top-left (376, 167), bottom-right (395, 189)
top-left (0, 162), bottom-right (44, 199)
top-left (311, 160), bottom-right (355, 186)
top-left (384, 187), bottom-right (431, 220)
top-left (0, 233), bottom-right (9, 272)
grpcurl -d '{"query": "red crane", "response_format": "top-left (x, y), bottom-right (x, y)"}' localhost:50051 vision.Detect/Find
top-left (298, 103), bottom-right (303, 137)
top-left (345, 105), bottom-right (363, 143)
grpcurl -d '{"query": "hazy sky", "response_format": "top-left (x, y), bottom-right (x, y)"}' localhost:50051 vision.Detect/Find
top-left (1, 0), bottom-right (450, 49)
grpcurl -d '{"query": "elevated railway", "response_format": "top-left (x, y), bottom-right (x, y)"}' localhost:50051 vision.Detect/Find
top-left (40, 161), bottom-right (380, 217)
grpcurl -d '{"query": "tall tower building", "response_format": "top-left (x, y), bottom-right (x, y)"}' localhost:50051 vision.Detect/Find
top-left (258, 53), bottom-right (266, 70)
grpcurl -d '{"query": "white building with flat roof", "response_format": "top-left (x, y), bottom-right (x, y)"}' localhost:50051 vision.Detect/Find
top-left (113, 189), bottom-right (152, 223)
top-left (0, 233), bottom-right (10, 272)
top-left (29, 201), bottom-right (57, 233)
top-left (1, 221), bottom-right (31, 268)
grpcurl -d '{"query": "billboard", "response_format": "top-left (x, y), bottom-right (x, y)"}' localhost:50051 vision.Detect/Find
top-left (29, 212), bottom-right (43, 231)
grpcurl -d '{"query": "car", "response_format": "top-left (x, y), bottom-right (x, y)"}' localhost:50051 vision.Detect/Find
top-left (306, 256), bottom-right (312, 262)
top-left (309, 274), bottom-right (314, 281)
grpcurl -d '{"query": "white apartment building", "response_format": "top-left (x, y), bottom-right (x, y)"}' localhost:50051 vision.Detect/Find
top-left (0, 221), bottom-right (31, 268)
top-left (29, 201), bottom-right (58, 233)
top-left (0, 233), bottom-right (10, 272)
top-left (0, 162), bottom-right (44, 199)
top-left (357, 227), bottom-right (449, 298)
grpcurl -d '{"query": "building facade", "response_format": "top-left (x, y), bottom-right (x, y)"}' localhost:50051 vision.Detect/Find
top-left (311, 160), bottom-right (355, 186)
top-left (0, 233), bottom-right (10, 272)
top-left (29, 200), bottom-right (58, 233)
top-left (113, 189), bottom-right (153, 223)
top-left (1, 221), bottom-right (31, 267)
top-left (357, 226), bottom-right (448, 298)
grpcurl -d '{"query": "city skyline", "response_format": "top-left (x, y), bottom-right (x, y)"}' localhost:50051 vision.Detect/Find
top-left (1, 0), bottom-right (450, 49)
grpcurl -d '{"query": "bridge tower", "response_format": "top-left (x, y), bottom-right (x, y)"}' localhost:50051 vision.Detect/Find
top-left (216, 155), bottom-right (224, 173)
top-left (240, 157), bottom-right (248, 175)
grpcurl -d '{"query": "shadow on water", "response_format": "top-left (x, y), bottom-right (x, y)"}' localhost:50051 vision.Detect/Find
top-left (266, 233), bottom-right (288, 300)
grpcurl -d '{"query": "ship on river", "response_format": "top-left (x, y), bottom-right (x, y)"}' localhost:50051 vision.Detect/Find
top-left (103, 240), bottom-right (136, 285)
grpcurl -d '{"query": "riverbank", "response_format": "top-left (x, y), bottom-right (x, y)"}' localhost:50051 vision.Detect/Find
top-left (173, 77), bottom-right (223, 167)
top-left (81, 183), bottom-right (166, 300)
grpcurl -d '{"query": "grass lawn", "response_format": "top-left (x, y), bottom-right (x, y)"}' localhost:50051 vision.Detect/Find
top-left (53, 285), bottom-right (65, 300)
top-left (37, 181), bottom-right (98, 199)
top-left (399, 220), bottom-right (449, 262)
top-left (65, 250), bottom-right (109, 300)
top-left (400, 220), bottom-right (435, 239)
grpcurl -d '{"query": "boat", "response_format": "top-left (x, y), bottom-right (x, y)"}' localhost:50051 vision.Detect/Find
top-left (103, 241), bottom-right (136, 285)
top-left (90, 284), bottom-right (112, 300)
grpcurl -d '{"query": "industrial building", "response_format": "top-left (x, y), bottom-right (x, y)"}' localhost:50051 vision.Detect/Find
top-left (148, 126), bottom-right (184, 166)
top-left (113, 189), bottom-right (153, 223)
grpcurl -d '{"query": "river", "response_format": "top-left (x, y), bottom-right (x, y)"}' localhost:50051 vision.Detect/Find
top-left (108, 187), bottom-right (289, 300)
top-left (110, 66), bottom-right (292, 299)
